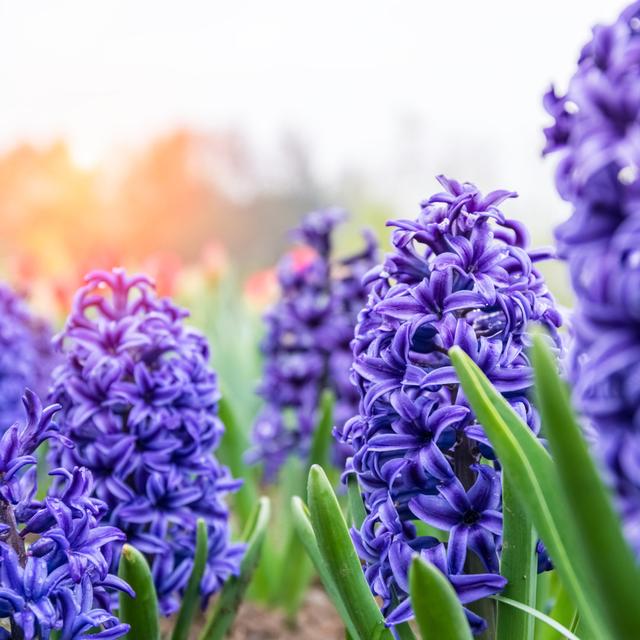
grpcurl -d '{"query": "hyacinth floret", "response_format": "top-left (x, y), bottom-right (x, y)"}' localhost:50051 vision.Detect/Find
top-left (0, 390), bottom-right (130, 640)
top-left (338, 176), bottom-right (562, 633)
top-left (543, 1), bottom-right (640, 554)
top-left (49, 269), bottom-right (244, 616)
top-left (0, 285), bottom-right (56, 433)
top-left (250, 209), bottom-right (378, 479)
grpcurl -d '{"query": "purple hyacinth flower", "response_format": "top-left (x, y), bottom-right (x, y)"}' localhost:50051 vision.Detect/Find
top-left (385, 542), bottom-right (507, 634)
top-left (410, 466), bottom-right (502, 574)
top-left (49, 269), bottom-right (244, 616)
top-left (0, 391), bottom-right (130, 639)
top-left (544, 1), bottom-right (640, 557)
top-left (338, 176), bottom-right (563, 633)
top-left (249, 209), bottom-right (378, 480)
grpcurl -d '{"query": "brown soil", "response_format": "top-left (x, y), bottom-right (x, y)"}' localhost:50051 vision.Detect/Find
top-left (163, 587), bottom-right (344, 639)
top-left (229, 588), bottom-right (344, 640)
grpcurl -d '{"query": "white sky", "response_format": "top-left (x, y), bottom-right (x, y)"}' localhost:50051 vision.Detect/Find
top-left (0, 0), bottom-right (629, 233)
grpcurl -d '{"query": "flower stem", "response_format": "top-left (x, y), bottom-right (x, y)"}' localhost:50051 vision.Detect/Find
top-left (0, 498), bottom-right (26, 566)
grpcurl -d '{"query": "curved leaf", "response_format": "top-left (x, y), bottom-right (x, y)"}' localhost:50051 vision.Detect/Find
top-left (274, 393), bottom-right (336, 617)
top-left (347, 475), bottom-right (367, 529)
top-left (409, 556), bottom-right (472, 640)
top-left (307, 465), bottom-right (393, 640)
top-left (539, 577), bottom-right (579, 640)
top-left (532, 334), bottom-right (640, 639)
top-left (449, 346), bottom-right (606, 639)
top-left (171, 518), bottom-right (208, 640)
top-left (199, 496), bottom-right (271, 640)
top-left (492, 596), bottom-right (580, 640)
top-left (217, 396), bottom-right (258, 527)
top-left (308, 390), bottom-right (335, 471)
top-left (118, 544), bottom-right (160, 640)
top-left (291, 496), bottom-right (360, 639)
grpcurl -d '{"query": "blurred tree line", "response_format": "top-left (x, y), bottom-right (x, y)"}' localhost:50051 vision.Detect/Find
top-left (0, 129), bottom-right (340, 287)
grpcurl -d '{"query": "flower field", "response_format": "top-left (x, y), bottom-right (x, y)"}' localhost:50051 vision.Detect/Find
top-left (2, 2), bottom-right (640, 640)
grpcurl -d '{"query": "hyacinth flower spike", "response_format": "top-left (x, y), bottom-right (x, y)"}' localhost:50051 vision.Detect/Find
top-left (337, 176), bottom-right (563, 633)
top-left (249, 209), bottom-right (378, 480)
top-left (49, 269), bottom-right (244, 616)
top-left (0, 390), bottom-right (131, 640)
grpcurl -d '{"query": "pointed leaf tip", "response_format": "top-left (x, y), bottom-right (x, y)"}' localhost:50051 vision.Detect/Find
top-left (118, 544), bottom-right (160, 640)
top-left (172, 518), bottom-right (209, 640)
top-left (307, 465), bottom-right (393, 639)
top-left (409, 556), bottom-right (472, 640)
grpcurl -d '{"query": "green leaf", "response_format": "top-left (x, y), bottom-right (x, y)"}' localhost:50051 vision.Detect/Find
top-left (538, 576), bottom-right (578, 640)
top-left (347, 475), bottom-right (367, 529)
top-left (199, 496), bottom-right (271, 640)
top-left (307, 465), bottom-right (393, 640)
top-left (291, 496), bottom-right (360, 639)
top-left (492, 596), bottom-right (581, 640)
top-left (217, 396), bottom-right (258, 527)
top-left (532, 334), bottom-right (640, 639)
top-left (278, 529), bottom-right (313, 621)
top-left (497, 473), bottom-right (537, 640)
top-left (266, 456), bottom-right (313, 608)
top-left (171, 519), bottom-right (208, 640)
top-left (409, 556), bottom-right (472, 640)
top-left (308, 390), bottom-right (335, 471)
top-left (273, 395), bottom-right (336, 617)
top-left (118, 544), bottom-right (160, 640)
top-left (448, 346), bottom-right (606, 639)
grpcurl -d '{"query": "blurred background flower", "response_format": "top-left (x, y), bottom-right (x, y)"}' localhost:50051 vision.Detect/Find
top-left (0, 285), bottom-right (55, 432)
top-left (249, 209), bottom-right (378, 479)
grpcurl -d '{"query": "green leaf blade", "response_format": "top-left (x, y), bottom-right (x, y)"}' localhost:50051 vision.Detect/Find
top-left (199, 496), bottom-right (271, 640)
top-left (347, 475), bottom-right (367, 529)
top-left (278, 530), bottom-right (313, 621)
top-left (493, 596), bottom-right (581, 640)
top-left (217, 396), bottom-right (258, 528)
top-left (538, 576), bottom-right (578, 640)
top-left (307, 465), bottom-right (393, 640)
top-left (308, 390), bottom-right (335, 472)
top-left (291, 496), bottom-right (360, 639)
top-left (272, 393), bottom-right (336, 618)
top-left (409, 556), bottom-right (472, 640)
top-left (171, 518), bottom-right (208, 640)
top-left (497, 473), bottom-right (537, 640)
top-left (448, 346), bottom-right (606, 639)
top-left (118, 544), bottom-right (161, 640)
top-left (532, 334), bottom-right (640, 639)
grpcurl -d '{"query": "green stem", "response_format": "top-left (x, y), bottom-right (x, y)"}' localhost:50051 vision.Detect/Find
top-left (455, 439), bottom-right (496, 638)
top-left (0, 498), bottom-right (26, 565)
top-left (217, 396), bottom-right (257, 528)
